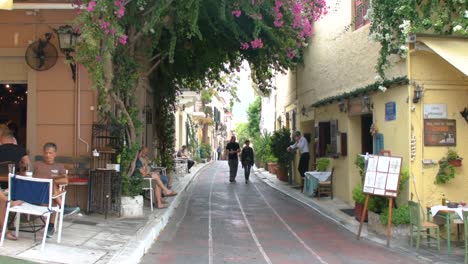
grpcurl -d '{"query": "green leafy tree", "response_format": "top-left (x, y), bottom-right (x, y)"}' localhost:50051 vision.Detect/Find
top-left (74, 0), bottom-right (328, 178)
top-left (247, 97), bottom-right (262, 140)
top-left (235, 123), bottom-right (249, 144)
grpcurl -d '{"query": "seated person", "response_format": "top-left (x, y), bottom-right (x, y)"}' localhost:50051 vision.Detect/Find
top-left (136, 147), bottom-right (177, 209)
top-left (33, 142), bottom-right (79, 238)
top-left (0, 129), bottom-right (30, 174)
top-left (176, 145), bottom-right (194, 173)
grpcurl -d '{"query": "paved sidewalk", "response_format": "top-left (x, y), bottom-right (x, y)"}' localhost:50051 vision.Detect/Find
top-left (253, 167), bottom-right (465, 264)
top-left (0, 162), bottom-right (211, 264)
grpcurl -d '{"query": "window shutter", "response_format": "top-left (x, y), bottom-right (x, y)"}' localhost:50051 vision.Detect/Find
top-left (330, 120), bottom-right (338, 155)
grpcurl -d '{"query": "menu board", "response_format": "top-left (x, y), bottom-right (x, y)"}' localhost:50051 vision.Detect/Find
top-left (363, 155), bottom-right (402, 197)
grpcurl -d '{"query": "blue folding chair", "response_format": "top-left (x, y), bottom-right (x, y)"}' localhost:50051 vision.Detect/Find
top-left (0, 173), bottom-right (66, 250)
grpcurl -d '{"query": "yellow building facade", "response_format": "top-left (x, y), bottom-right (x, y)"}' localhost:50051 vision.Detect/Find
top-left (274, 2), bottom-right (468, 206)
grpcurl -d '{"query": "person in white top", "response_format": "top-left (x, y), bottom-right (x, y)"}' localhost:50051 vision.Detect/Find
top-left (287, 131), bottom-right (310, 189)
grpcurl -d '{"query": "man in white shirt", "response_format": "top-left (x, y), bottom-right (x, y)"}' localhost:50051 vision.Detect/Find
top-left (287, 131), bottom-right (310, 188)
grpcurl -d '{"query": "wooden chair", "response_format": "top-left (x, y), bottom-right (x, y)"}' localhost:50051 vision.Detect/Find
top-left (463, 211), bottom-right (468, 264)
top-left (408, 201), bottom-right (440, 250)
top-left (317, 168), bottom-right (334, 200)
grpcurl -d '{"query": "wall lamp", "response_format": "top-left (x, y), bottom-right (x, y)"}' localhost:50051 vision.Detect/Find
top-left (461, 107), bottom-right (468, 123)
top-left (301, 105), bottom-right (308, 117)
top-left (338, 100), bottom-right (347, 113)
top-left (55, 25), bottom-right (79, 82)
top-left (413, 85), bottom-right (423, 104)
top-left (363, 95), bottom-right (373, 111)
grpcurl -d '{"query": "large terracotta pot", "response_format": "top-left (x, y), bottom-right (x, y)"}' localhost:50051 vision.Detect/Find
top-left (354, 202), bottom-right (368, 222)
top-left (276, 166), bottom-right (288, 182)
top-left (267, 163), bottom-right (278, 174)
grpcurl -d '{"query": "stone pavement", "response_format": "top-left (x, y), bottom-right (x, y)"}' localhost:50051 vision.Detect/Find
top-left (0, 162), bottom-right (210, 264)
top-left (253, 167), bottom-right (466, 264)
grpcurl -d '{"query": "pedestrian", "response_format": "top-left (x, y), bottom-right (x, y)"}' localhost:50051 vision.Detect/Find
top-left (226, 136), bottom-right (240, 183)
top-left (287, 131), bottom-right (310, 190)
top-left (241, 140), bottom-right (254, 184)
top-left (216, 145), bottom-right (222, 160)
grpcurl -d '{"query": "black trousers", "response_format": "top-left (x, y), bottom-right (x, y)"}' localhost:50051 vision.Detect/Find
top-left (228, 159), bottom-right (238, 180)
top-left (244, 164), bottom-right (252, 181)
top-left (187, 159), bottom-right (195, 171)
top-left (298, 152), bottom-right (310, 178)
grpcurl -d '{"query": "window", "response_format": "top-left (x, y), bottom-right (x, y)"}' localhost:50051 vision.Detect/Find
top-left (316, 120), bottom-right (338, 157)
top-left (354, 0), bottom-right (369, 30)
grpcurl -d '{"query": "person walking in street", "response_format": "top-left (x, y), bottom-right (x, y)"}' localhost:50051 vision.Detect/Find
top-left (287, 131), bottom-right (310, 190)
top-left (216, 145), bottom-right (222, 160)
top-left (240, 140), bottom-right (254, 184)
top-left (226, 136), bottom-right (240, 183)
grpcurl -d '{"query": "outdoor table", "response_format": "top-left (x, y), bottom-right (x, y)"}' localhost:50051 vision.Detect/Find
top-left (304, 171), bottom-right (331, 196)
top-left (430, 205), bottom-right (467, 254)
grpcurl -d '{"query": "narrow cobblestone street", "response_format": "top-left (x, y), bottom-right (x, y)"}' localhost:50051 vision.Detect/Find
top-left (140, 161), bottom-right (424, 264)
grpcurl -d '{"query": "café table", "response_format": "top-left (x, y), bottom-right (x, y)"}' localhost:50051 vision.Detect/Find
top-left (430, 205), bottom-right (467, 254)
top-left (303, 171), bottom-right (331, 196)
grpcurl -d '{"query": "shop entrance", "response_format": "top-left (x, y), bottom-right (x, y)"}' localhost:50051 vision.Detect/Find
top-left (361, 114), bottom-right (373, 154)
top-left (0, 83), bottom-right (27, 147)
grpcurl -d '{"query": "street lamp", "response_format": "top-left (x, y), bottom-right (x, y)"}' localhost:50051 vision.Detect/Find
top-left (55, 25), bottom-right (79, 82)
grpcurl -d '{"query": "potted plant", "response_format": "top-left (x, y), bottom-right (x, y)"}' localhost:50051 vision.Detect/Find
top-left (270, 128), bottom-right (294, 182)
top-left (121, 171), bottom-right (144, 217)
top-left (446, 149), bottom-right (463, 167)
top-left (352, 183), bottom-right (368, 222)
top-left (316, 158), bottom-right (331, 172)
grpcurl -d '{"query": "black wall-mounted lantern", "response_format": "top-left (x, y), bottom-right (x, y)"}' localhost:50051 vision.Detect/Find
top-left (461, 107), bottom-right (468, 123)
top-left (363, 95), bottom-right (373, 111)
top-left (338, 100), bottom-right (347, 112)
top-left (55, 25), bottom-right (79, 82)
top-left (301, 105), bottom-right (308, 117)
top-left (413, 86), bottom-right (423, 103)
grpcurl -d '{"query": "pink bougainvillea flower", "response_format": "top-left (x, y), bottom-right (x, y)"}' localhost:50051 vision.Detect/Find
top-left (240, 42), bottom-right (249, 50)
top-left (95, 55), bottom-right (102, 62)
top-left (232, 10), bottom-right (241, 17)
top-left (118, 35), bottom-right (128, 45)
top-left (250, 38), bottom-right (263, 49)
top-left (111, 28), bottom-right (116, 35)
top-left (286, 48), bottom-right (296, 59)
top-left (87, 1), bottom-right (96, 12)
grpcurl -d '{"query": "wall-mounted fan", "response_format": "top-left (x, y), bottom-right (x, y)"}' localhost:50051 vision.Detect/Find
top-left (25, 33), bottom-right (58, 71)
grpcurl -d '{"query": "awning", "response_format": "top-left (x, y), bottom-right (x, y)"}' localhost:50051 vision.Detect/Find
top-left (418, 37), bottom-right (468, 76)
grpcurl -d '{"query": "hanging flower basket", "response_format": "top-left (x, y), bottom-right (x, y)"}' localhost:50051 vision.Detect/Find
top-left (448, 159), bottom-right (462, 167)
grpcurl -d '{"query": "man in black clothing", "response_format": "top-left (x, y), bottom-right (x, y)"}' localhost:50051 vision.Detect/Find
top-left (0, 129), bottom-right (30, 173)
top-left (240, 140), bottom-right (254, 184)
top-left (226, 136), bottom-right (240, 182)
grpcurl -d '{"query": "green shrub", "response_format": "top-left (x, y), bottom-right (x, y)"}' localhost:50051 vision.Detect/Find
top-left (352, 184), bottom-right (366, 204)
top-left (270, 128), bottom-right (294, 169)
top-left (380, 205), bottom-right (410, 226)
top-left (253, 133), bottom-right (274, 164)
top-left (316, 158), bottom-right (330, 172)
top-left (354, 155), bottom-right (366, 181)
top-left (200, 143), bottom-right (212, 159)
top-left (122, 171), bottom-right (143, 197)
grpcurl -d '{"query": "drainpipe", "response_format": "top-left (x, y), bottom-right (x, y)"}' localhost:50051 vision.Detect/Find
top-left (77, 64), bottom-right (90, 153)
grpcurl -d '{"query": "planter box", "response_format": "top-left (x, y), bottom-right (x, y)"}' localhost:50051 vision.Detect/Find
top-left (354, 202), bottom-right (368, 222)
top-left (276, 166), bottom-right (288, 182)
top-left (368, 211), bottom-right (409, 240)
top-left (267, 163), bottom-right (278, 174)
top-left (121, 195), bottom-right (144, 218)
top-left (448, 159), bottom-right (462, 167)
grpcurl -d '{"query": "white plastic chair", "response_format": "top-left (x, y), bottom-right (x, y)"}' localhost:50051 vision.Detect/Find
top-left (0, 173), bottom-right (66, 250)
top-left (142, 177), bottom-right (154, 211)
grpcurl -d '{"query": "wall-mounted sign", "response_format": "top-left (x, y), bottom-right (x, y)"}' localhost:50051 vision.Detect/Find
top-left (424, 104), bottom-right (447, 119)
top-left (385, 102), bottom-right (396, 121)
top-left (348, 97), bottom-right (372, 116)
top-left (424, 119), bottom-right (456, 146)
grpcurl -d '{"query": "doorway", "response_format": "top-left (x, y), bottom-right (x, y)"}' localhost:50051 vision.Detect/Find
top-left (361, 114), bottom-right (373, 154)
top-left (0, 83), bottom-right (27, 148)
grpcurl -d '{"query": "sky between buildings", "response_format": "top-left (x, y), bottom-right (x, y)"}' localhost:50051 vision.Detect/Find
top-left (231, 62), bottom-right (254, 125)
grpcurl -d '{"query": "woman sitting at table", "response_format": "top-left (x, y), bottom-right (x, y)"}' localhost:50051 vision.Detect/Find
top-left (136, 147), bottom-right (176, 209)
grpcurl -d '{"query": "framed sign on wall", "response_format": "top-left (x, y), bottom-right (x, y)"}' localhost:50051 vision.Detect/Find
top-left (424, 119), bottom-right (456, 146)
